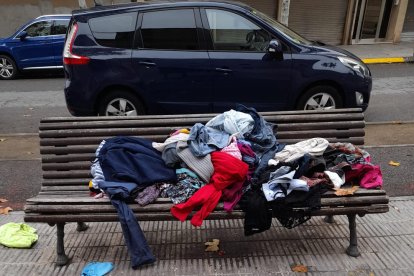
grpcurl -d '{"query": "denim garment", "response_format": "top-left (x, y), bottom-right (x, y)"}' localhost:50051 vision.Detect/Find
top-left (235, 104), bottom-right (282, 178)
top-left (99, 181), bottom-right (156, 269)
top-left (187, 123), bottom-right (229, 157)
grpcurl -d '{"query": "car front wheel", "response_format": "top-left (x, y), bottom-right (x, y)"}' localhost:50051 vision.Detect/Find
top-left (297, 85), bottom-right (343, 110)
top-left (0, 55), bottom-right (18, 80)
top-left (98, 90), bottom-right (145, 116)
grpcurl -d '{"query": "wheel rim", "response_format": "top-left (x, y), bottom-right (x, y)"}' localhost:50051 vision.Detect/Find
top-left (303, 92), bottom-right (336, 110)
top-left (0, 58), bottom-right (14, 79)
top-left (105, 98), bottom-right (138, 116)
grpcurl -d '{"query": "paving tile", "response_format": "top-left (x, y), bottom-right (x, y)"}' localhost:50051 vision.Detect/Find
top-left (1, 198), bottom-right (414, 275)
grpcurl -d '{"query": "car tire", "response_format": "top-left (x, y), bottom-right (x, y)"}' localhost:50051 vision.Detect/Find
top-left (296, 85), bottom-right (343, 110)
top-left (98, 90), bottom-right (145, 116)
top-left (0, 55), bottom-right (18, 80)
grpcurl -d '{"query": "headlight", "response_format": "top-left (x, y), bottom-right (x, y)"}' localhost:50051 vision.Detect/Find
top-left (338, 56), bottom-right (370, 77)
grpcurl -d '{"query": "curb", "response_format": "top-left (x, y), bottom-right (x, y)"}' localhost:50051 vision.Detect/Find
top-left (362, 56), bottom-right (414, 64)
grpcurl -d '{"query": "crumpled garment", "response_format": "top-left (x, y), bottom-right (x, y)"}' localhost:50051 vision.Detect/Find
top-left (135, 185), bottom-right (160, 206)
top-left (187, 123), bottom-right (229, 157)
top-left (330, 142), bottom-right (371, 162)
top-left (222, 179), bottom-right (245, 212)
top-left (272, 138), bottom-right (329, 163)
top-left (205, 109), bottom-right (254, 138)
top-left (171, 151), bottom-right (248, 226)
top-left (0, 222), bottom-right (38, 248)
top-left (162, 168), bottom-right (205, 204)
top-left (220, 136), bottom-right (242, 160)
top-left (262, 170), bottom-right (309, 201)
top-left (346, 163), bottom-right (383, 189)
top-left (99, 181), bottom-right (156, 269)
top-left (152, 132), bottom-right (189, 152)
top-left (81, 261), bottom-right (114, 276)
top-left (235, 104), bottom-right (280, 178)
top-left (90, 140), bottom-right (106, 189)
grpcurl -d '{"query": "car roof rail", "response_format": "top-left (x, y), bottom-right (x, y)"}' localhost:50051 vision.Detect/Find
top-left (36, 14), bottom-right (71, 19)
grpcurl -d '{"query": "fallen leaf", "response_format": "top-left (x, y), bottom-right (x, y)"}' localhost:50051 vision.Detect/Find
top-left (0, 138), bottom-right (6, 142)
top-left (334, 186), bottom-right (359, 196)
top-left (0, 207), bottom-right (13, 215)
top-left (218, 250), bottom-right (226, 256)
top-left (388, 161), bottom-right (400, 166)
top-left (0, 198), bottom-right (8, 203)
top-left (27, 151), bottom-right (34, 155)
top-left (205, 239), bottom-right (220, 252)
top-left (291, 264), bottom-right (308, 273)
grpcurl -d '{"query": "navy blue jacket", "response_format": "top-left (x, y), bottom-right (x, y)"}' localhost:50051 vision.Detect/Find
top-left (99, 136), bottom-right (177, 187)
top-left (98, 137), bottom-right (177, 268)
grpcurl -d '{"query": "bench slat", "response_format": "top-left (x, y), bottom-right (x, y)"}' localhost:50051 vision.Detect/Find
top-left (39, 137), bottom-right (365, 156)
top-left (39, 121), bottom-right (365, 147)
top-left (39, 108), bottom-right (363, 124)
top-left (25, 195), bottom-right (388, 209)
top-left (23, 204), bottom-right (388, 224)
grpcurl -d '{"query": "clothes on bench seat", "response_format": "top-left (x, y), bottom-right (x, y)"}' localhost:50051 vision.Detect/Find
top-left (87, 107), bottom-right (384, 268)
top-left (96, 136), bottom-right (177, 269)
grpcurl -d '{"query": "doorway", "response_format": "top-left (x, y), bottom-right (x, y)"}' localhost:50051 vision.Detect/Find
top-left (351, 0), bottom-right (393, 44)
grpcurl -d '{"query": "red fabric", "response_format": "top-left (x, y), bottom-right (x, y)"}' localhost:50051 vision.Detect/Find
top-left (345, 163), bottom-right (383, 189)
top-left (222, 180), bottom-right (244, 212)
top-left (171, 151), bottom-right (248, 226)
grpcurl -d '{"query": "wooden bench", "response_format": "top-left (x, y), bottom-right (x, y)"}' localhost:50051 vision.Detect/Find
top-left (24, 108), bottom-right (389, 266)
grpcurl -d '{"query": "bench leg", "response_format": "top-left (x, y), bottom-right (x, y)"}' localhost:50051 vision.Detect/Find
top-left (56, 223), bottom-right (69, 266)
top-left (323, 215), bottom-right (335, 223)
top-left (346, 214), bottom-right (361, 257)
top-left (76, 222), bottom-right (89, 232)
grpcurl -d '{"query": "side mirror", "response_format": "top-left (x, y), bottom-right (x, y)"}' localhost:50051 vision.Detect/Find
top-left (18, 31), bottom-right (28, 40)
top-left (266, 39), bottom-right (282, 53)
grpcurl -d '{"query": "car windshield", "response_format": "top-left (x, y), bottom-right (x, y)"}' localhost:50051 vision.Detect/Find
top-left (251, 8), bottom-right (312, 45)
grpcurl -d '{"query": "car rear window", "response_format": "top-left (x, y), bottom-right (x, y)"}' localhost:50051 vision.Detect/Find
top-left (52, 19), bottom-right (70, 35)
top-left (140, 9), bottom-right (199, 50)
top-left (88, 12), bottom-right (137, 49)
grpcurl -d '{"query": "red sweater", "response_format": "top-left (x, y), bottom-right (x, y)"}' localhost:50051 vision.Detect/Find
top-left (171, 151), bottom-right (248, 226)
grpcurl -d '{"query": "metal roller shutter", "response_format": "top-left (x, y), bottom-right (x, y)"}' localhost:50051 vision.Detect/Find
top-left (239, 0), bottom-right (277, 18)
top-left (289, 0), bottom-right (348, 45)
top-left (401, 0), bottom-right (414, 42)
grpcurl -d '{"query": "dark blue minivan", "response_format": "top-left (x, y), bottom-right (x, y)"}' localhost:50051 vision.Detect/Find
top-left (0, 15), bottom-right (70, 79)
top-left (63, 1), bottom-right (372, 116)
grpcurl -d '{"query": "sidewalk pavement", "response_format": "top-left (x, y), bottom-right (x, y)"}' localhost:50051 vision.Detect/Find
top-left (338, 41), bottom-right (414, 64)
top-left (0, 196), bottom-right (413, 275)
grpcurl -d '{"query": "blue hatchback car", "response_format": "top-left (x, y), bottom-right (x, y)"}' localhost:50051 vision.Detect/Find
top-left (64, 1), bottom-right (372, 116)
top-left (0, 14), bottom-right (70, 80)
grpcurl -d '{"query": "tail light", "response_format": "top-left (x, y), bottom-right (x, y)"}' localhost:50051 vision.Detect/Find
top-left (63, 23), bottom-right (90, 65)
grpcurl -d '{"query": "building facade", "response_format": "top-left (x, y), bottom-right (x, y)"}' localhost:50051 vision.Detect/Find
top-left (0, 0), bottom-right (412, 45)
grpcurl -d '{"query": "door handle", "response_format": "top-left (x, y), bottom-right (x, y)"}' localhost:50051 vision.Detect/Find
top-left (138, 61), bottom-right (156, 67)
top-left (215, 67), bottom-right (232, 74)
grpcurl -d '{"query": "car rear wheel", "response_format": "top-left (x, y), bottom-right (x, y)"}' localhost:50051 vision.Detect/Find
top-left (0, 55), bottom-right (18, 80)
top-left (297, 85), bottom-right (343, 110)
top-left (98, 90), bottom-right (145, 116)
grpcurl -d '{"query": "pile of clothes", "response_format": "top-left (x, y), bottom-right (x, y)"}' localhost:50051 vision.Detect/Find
top-left (89, 104), bottom-right (382, 268)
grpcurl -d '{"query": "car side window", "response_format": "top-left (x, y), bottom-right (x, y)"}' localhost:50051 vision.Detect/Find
top-left (24, 20), bottom-right (52, 37)
top-left (89, 12), bottom-right (137, 49)
top-left (140, 9), bottom-right (199, 50)
top-left (52, 19), bottom-right (70, 35)
top-left (205, 9), bottom-right (271, 52)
